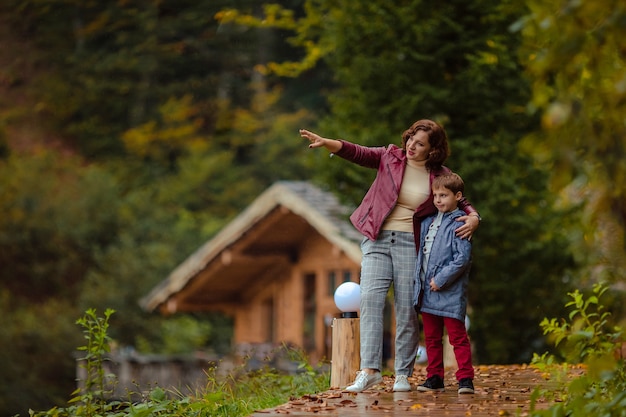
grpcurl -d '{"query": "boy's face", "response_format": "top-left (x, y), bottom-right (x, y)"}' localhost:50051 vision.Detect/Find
top-left (432, 186), bottom-right (462, 213)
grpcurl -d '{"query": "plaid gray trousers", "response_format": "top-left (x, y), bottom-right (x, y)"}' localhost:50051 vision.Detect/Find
top-left (359, 230), bottom-right (420, 376)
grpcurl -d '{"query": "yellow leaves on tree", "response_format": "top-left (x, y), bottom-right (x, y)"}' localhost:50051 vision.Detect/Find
top-left (122, 95), bottom-right (208, 160)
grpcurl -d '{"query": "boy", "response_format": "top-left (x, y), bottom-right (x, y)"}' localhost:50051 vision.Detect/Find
top-left (414, 172), bottom-right (475, 394)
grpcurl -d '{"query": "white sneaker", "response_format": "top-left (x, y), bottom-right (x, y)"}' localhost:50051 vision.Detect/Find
top-left (393, 374), bottom-right (411, 392)
top-left (345, 370), bottom-right (383, 392)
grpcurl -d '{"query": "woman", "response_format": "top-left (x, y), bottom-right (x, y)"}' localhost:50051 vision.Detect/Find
top-left (299, 119), bottom-right (480, 392)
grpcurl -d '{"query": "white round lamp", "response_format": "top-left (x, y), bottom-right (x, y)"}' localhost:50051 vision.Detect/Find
top-left (334, 282), bottom-right (361, 318)
top-left (416, 345), bottom-right (428, 364)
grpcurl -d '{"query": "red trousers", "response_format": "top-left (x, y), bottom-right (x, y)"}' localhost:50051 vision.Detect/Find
top-left (422, 311), bottom-right (474, 381)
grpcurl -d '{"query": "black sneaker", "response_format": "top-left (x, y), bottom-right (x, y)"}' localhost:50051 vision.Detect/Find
top-left (458, 378), bottom-right (475, 394)
top-left (416, 375), bottom-right (445, 392)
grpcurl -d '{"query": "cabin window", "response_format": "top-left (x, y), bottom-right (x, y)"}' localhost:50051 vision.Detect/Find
top-left (303, 273), bottom-right (316, 353)
top-left (327, 271), bottom-right (337, 296)
top-left (261, 298), bottom-right (274, 343)
top-left (328, 270), bottom-right (354, 296)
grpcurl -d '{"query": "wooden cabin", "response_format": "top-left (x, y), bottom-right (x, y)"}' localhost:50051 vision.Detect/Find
top-left (140, 181), bottom-right (366, 363)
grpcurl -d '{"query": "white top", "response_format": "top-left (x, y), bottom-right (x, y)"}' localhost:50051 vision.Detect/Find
top-left (420, 211), bottom-right (444, 282)
top-left (382, 161), bottom-right (430, 232)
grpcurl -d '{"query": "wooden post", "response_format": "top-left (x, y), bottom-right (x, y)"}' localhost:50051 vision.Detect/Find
top-left (330, 317), bottom-right (360, 389)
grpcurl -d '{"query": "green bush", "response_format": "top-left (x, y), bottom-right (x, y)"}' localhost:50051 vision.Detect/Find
top-left (29, 309), bottom-right (329, 417)
top-left (530, 283), bottom-right (626, 416)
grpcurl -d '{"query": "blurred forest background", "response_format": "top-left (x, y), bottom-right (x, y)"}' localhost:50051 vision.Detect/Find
top-left (1, 0), bottom-right (625, 416)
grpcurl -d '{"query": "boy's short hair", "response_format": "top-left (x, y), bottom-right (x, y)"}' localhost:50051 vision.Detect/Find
top-left (432, 172), bottom-right (464, 194)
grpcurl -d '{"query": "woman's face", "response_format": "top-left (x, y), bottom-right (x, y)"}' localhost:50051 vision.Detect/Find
top-left (405, 130), bottom-right (431, 163)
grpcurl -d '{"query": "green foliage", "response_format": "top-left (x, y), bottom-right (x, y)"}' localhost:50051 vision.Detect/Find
top-left (0, 153), bottom-right (121, 415)
top-left (121, 95), bottom-right (210, 164)
top-left (31, 310), bottom-right (329, 417)
top-left (198, 351), bottom-right (328, 417)
top-left (0, 148), bottom-right (247, 414)
top-left (2, 0), bottom-right (312, 160)
top-left (530, 283), bottom-right (626, 417)
top-left (0, 294), bottom-right (80, 416)
top-left (73, 308), bottom-right (116, 417)
top-left (0, 152), bottom-right (120, 301)
top-left (517, 1), bottom-right (626, 281)
top-left (539, 284), bottom-right (622, 363)
top-left (135, 315), bottom-right (212, 355)
top-left (458, 128), bottom-right (576, 363)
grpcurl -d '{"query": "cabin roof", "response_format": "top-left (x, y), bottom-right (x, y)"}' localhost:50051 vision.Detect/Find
top-left (140, 181), bottom-right (362, 314)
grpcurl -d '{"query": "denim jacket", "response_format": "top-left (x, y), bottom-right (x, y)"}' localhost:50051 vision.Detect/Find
top-left (413, 208), bottom-right (472, 321)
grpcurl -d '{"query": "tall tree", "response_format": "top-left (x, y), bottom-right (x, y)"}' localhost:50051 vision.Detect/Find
top-left (517, 0), bottom-right (626, 283)
top-left (1, 0), bottom-right (308, 160)
top-left (0, 152), bottom-right (118, 415)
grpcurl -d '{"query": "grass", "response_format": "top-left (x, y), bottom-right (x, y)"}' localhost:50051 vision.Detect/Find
top-left (28, 309), bottom-right (330, 417)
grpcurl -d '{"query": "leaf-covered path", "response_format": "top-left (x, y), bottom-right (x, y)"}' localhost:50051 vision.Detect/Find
top-left (251, 364), bottom-right (583, 416)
